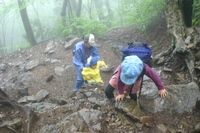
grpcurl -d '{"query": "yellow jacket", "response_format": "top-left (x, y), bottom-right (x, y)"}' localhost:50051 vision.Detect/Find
top-left (82, 61), bottom-right (105, 83)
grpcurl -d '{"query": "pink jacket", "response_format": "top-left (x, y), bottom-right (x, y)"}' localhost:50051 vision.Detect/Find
top-left (109, 64), bottom-right (165, 95)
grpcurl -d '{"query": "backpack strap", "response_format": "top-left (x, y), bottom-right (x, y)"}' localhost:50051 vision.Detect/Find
top-left (112, 65), bottom-right (121, 76)
top-left (129, 64), bottom-right (146, 97)
top-left (112, 70), bottom-right (118, 75)
top-left (138, 64), bottom-right (146, 97)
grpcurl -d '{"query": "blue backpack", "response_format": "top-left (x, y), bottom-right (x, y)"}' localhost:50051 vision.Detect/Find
top-left (122, 42), bottom-right (152, 64)
top-left (122, 42), bottom-right (152, 98)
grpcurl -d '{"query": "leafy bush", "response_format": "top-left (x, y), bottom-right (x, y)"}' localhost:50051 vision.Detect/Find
top-left (70, 17), bottom-right (108, 36)
top-left (54, 18), bottom-right (73, 38)
top-left (116, 0), bottom-right (165, 31)
top-left (192, 1), bottom-right (200, 26)
top-left (54, 17), bottom-right (109, 37)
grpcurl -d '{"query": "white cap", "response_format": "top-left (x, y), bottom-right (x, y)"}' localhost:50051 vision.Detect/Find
top-left (88, 34), bottom-right (96, 46)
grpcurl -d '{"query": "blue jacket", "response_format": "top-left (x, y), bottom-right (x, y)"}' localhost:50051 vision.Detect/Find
top-left (73, 41), bottom-right (100, 71)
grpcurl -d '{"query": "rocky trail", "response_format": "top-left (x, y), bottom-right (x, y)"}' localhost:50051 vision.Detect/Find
top-left (0, 22), bottom-right (200, 133)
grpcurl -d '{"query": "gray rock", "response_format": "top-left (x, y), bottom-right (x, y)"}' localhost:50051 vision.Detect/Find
top-left (35, 89), bottom-right (49, 102)
top-left (54, 66), bottom-right (65, 76)
top-left (25, 60), bottom-right (40, 71)
top-left (44, 41), bottom-right (54, 54)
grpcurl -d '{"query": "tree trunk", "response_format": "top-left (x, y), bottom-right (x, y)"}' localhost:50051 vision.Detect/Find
top-left (155, 0), bottom-right (199, 81)
top-left (76, 0), bottom-right (82, 17)
top-left (70, 0), bottom-right (78, 12)
top-left (165, 0), bottom-right (187, 53)
top-left (17, 0), bottom-right (37, 46)
top-left (70, 0), bottom-right (78, 16)
top-left (60, 0), bottom-right (68, 27)
top-left (105, 0), bottom-right (113, 18)
top-left (93, 0), bottom-right (104, 20)
top-left (61, 0), bottom-right (75, 26)
top-left (0, 39), bottom-right (4, 55)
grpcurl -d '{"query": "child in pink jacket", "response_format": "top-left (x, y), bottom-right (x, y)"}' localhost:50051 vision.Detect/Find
top-left (104, 55), bottom-right (168, 102)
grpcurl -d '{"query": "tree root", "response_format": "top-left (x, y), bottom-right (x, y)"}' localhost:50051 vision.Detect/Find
top-left (184, 50), bottom-right (195, 81)
top-left (153, 43), bottom-right (174, 63)
top-left (154, 43), bottom-right (195, 81)
top-left (157, 0), bottom-right (197, 82)
top-left (0, 89), bottom-right (37, 133)
top-left (0, 125), bottom-right (19, 133)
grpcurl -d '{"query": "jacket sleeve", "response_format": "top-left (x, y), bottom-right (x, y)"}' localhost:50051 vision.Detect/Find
top-left (73, 48), bottom-right (84, 70)
top-left (98, 61), bottom-right (106, 67)
top-left (91, 46), bottom-right (100, 60)
top-left (73, 42), bottom-right (85, 70)
top-left (145, 64), bottom-right (165, 90)
top-left (116, 65), bottom-right (125, 95)
top-left (82, 67), bottom-right (91, 80)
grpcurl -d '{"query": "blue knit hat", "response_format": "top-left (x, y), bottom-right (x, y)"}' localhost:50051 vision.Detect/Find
top-left (120, 56), bottom-right (144, 85)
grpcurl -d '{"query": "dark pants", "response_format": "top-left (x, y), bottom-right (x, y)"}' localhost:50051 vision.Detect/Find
top-left (104, 83), bottom-right (137, 101)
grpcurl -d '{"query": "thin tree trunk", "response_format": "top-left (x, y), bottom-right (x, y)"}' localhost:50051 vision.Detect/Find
top-left (88, 0), bottom-right (92, 19)
top-left (94, 0), bottom-right (104, 20)
top-left (17, 0), bottom-right (37, 46)
top-left (70, 0), bottom-right (78, 14)
top-left (61, 0), bottom-right (74, 26)
top-left (1, 13), bottom-right (7, 54)
top-left (0, 39), bottom-right (3, 55)
top-left (32, 5), bottom-right (45, 40)
top-left (61, 0), bottom-right (67, 17)
top-left (61, 0), bottom-right (68, 26)
top-left (67, 1), bottom-right (73, 19)
top-left (76, 0), bottom-right (82, 17)
top-left (105, 0), bottom-right (113, 18)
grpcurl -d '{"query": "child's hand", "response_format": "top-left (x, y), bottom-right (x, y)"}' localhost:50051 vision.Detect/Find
top-left (116, 94), bottom-right (125, 102)
top-left (104, 64), bottom-right (109, 68)
top-left (158, 89), bottom-right (168, 98)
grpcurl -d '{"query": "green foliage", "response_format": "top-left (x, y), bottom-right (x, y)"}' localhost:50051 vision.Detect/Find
top-left (55, 0), bottom-right (166, 38)
top-left (0, 2), bottom-right (16, 16)
top-left (117, 0), bottom-right (165, 31)
top-left (71, 17), bottom-right (108, 36)
top-left (192, 0), bottom-right (200, 26)
top-left (54, 18), bottom-right (73, 38)
top-left (31, 18), bottom-right (54, 41)
top-left (55, 17), bottom-right (109, 37)
top-left (0, 0), bottom-right (166, 53)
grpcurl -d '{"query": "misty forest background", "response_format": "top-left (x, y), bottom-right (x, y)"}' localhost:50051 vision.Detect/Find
top-left (0, 0), bottom-right (200, 55)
